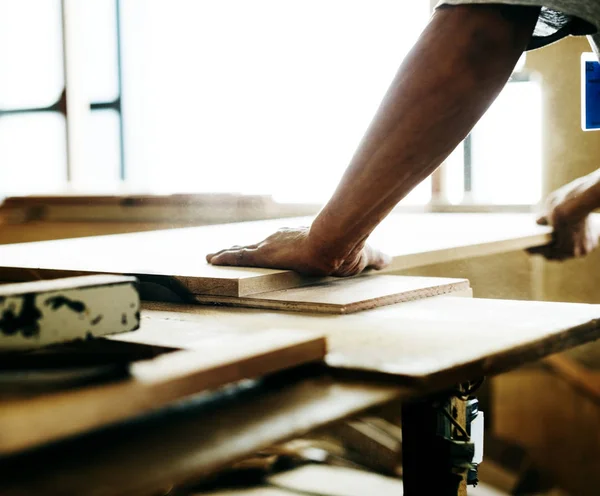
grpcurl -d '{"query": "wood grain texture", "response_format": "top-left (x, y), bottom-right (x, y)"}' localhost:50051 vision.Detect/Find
top-left (132, 297), bottom-right (600, 387)
top-left (0, 376), bottom-right (405, 495)
top-left (0, 213), bottom-right (552, 297)
top-left (194, 275), bottom-right (471, 314)
top-left (0, 327), bottom-right (325, 455)
top-left (0, 275), bottom-right (140, 350)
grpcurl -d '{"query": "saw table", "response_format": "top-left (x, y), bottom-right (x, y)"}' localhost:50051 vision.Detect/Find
top-left (0, 296), bottom-right (598, 495)
top-left (0, 213), bottom-right (598, 496)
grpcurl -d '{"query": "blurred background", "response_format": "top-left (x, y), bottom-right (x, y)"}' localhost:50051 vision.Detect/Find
top-left (0, 0), bottom-right (542, 206)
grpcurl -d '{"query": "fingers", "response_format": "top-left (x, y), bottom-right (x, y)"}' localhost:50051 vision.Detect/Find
top-left (207, 247), bottom-right (259, 267)
top-left (366, 247), bottom-right (392, 271)
top-left (536, 215), bottom-right (549, 226)
top-left (526, 244), bottom-right (557, 259)
top-left (527, 241), bottom-right (578, 261)
top-left (206, 245), bottom-right (240, 262)
top-left (206, 243), bottom-right (260, 263)
top-left (526, 245), bottom-right (549, 255)
top-left (526, 242), bottom-right (568, 261)
top-left (333, 246), bottom-right (391, 277)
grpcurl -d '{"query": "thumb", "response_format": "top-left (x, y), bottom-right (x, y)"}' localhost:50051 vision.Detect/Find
top-left (367, 247), bottom-right (392, 271)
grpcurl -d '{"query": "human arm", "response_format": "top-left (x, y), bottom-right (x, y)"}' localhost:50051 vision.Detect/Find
top-left (528, 170), bottom-right (600, 260)
top-left (207, 4), bottom-right (540, 275)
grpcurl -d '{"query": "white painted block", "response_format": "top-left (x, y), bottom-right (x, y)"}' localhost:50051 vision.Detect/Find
top-left (0, 275), bottom-right (140, 350)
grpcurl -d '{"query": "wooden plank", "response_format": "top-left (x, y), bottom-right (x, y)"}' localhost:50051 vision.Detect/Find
top-left (197, 472), bottom-right (507, 496)
top-left (0, 275), bottom-right (140, 350)
top-left (1, 193), bottom-right (271, 207)
top-left (268, 465), bottom-right (508, 496)
top-left (130, 297), bottom-right (600, 386)
top-left (0, 213), bottom-right (552, 297)
top-left (2, 295), bottom-right (600, 486)
top-left (0, 377), bottom-right (405, 495)
top-left (194, 275), bottom-right (470, 314)
top-left (0, 327), bottom-right (325, 455)
top-left (196, 489), bottom-right (295, 496)
top-left (332, 419), bottom-right (402, 474)
top-left (268, 465), bottom-right (404, 496)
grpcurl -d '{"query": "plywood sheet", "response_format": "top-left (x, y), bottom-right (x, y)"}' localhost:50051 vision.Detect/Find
top-left (130, 297), bottom-right (600, 386)
top-left (0, 213), bottom-right (552, 297)
top-left (0, 275), bottom-right (140, 350)
top-left (195, 275), bottom-right (471, 314)
top-left (0, 326), bottom-right (326, 455)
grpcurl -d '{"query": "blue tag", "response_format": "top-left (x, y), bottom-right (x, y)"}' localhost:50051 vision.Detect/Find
top-left (583, 55), bottom-right (600, 131)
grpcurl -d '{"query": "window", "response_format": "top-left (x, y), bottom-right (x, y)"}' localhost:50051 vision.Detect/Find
top-left (443, 71), bottom-right (543, 206)
top-left (0, 0), bottom-right (67, 196)
top-left (0, 0), bottom-right (543, 209)
top-left (120, 0), bottom-right (431, 204)
top-left (78, 0), bottom-right (124, 188)
top-left (0, 0), bottom-right (124, 197)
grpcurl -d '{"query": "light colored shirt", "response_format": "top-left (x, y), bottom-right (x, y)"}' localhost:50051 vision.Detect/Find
top-left (436, 0), bottom-right (600, 57)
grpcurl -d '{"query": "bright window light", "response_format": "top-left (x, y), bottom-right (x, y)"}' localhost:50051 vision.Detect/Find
top-left (471, 80), bottom-right (542, 204)
top-left (121, 1), bottom-right (431, 203)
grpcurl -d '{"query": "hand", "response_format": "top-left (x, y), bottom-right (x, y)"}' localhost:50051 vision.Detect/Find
top-left (528, 178), bottom-right (600, 260)
top-left (206, 226), bottom-right (391, 276)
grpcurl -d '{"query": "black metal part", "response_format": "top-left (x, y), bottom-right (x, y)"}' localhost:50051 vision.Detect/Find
top-left (402, 397), bottom-right (466, 496)
top-left (137, 277), bottom-right (197, 304)
top-left (402, 383), bottom-right (484, 496)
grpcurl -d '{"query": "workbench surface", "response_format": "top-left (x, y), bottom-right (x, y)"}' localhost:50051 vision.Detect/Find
top-left (0, 213), bottom-right (590, 496)
top-left (0, 213), bottom-right (551, 296)
top-left (1, 295), bottom-right (598, 460)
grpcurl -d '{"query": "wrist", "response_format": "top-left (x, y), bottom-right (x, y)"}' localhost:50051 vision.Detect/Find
top-left (306, 213), bottom-right (356, 275)
top-left (304, 229), bottom-right (344, 275)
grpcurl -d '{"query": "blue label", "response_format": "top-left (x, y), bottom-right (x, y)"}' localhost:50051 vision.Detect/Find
top-left (585, 60), bottom-right (600, 130)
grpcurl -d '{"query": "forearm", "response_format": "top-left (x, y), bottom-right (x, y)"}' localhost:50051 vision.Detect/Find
top-left (308, 4), bottom-right (539, 270)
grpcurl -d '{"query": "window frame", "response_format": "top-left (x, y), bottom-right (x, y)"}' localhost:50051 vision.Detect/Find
top-left (1, 0), bottom-right (541, 215)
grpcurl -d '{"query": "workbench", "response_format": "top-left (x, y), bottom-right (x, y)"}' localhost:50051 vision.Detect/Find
top-left (0, 213), bottom-right (598, 496)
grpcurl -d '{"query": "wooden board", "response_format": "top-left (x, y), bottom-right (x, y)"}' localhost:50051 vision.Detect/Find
top-left (128, 297), bottom-right (600, 386)
top-left (197, 489), bottom-right (295, 496)
top-left (0, 327), bottom-right (325, 455)
top-left (197, 466), bottom-right (505, 496)
top-left (194, 275), bottom-right (471, 314)
top-left (268, 465), bottom-right (405, 496)
top-left (2, 296), bottom-right (600, 480)
top-left (0, 377), bottom-right (405, 494)
top-left (0, 275), bottom-right (140, 350)
top-left (2, 193), bottom-right (272, 207)
top-left (0, 213), bottom-right (552, 297)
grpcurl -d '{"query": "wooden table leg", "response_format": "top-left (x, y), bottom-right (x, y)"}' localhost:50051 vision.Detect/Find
top-left (401, 395), bottom-right (469, 496)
